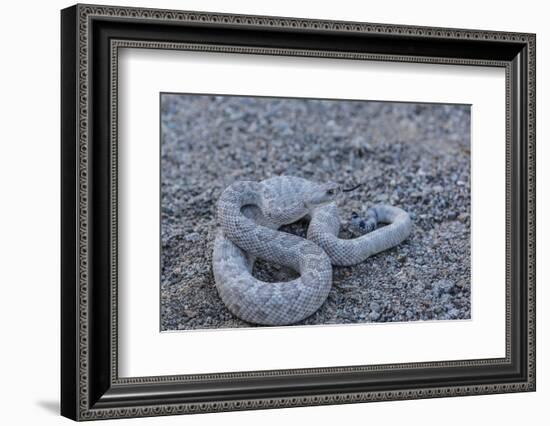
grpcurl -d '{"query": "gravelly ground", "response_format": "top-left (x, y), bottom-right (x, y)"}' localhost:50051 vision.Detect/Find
top-left (160, 94), bottom-right (471, 331)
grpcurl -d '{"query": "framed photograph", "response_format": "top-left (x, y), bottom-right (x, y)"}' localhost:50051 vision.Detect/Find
top-left (61, 4), bottom-right (536, 421)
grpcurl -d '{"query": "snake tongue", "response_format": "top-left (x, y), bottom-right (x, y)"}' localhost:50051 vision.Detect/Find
top-left (342, 183), bottom-right (362, 193)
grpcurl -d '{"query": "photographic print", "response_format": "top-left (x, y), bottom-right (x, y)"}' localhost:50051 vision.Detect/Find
top-left (160, 94), bottom-right (471, 331)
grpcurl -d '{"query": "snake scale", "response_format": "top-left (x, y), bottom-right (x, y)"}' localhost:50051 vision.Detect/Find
top-left (213, 176), bottom-right (412, 326)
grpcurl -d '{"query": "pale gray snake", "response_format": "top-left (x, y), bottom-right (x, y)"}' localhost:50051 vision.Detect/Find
top-left (213, 176), bottom-right (412, 326)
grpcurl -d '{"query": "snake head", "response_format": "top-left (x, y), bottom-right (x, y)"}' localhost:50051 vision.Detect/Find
top-left (304, 182), bottom-right (341, 208)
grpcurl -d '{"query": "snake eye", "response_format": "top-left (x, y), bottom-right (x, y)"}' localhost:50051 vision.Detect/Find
top-left (326, 189), bottom-right (335, 196)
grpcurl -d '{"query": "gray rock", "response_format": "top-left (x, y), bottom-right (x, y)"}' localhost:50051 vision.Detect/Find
top-left (447, 308), bottom-right (461, 319)
top-left (369, 302), bottom-right (381, 312)
top-left (369, 311), bottom-right (381, 321)
top-left (432, 279), bottom-right (455, 297)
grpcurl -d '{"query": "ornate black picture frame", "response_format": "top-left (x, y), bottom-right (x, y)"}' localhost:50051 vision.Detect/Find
top-left (61, 4), bottom-right (536, 421)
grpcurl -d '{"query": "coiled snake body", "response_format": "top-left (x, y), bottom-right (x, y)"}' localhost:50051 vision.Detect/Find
top-left (213, 176), bottom-right (411, 326)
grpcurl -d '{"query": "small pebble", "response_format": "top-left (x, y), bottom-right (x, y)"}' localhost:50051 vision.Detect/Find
top-left (184, 232), bottom-right (200, 243)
